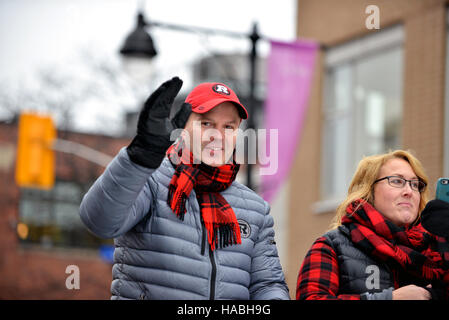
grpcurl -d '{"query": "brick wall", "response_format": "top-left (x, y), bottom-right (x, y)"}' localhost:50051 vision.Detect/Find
top-left (402, 3), bottom-right (447, 185)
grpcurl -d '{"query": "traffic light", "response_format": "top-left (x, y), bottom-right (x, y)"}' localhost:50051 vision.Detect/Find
top-left (15, 112), bottom-right (56, 189)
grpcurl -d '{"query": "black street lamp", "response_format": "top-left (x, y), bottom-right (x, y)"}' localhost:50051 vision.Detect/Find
top-left (120, 12), bottom-right (157, 58)
top-left (120, 11), bottom-right (262, 191)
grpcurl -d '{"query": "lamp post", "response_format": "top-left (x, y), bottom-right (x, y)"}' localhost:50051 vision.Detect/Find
top-left (120, 11), bottom-right (261, 191)
top-left (246, 23), bottom-right (260, 191)
top-left (119, 12), bottom-right (156, 85)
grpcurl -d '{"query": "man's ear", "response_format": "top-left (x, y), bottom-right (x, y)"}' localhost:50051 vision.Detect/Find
top-left (172, 102), bottom-right (192, 129)
top-left (183, 111), bottom-right (201, 131)
top-left (169, 112), bottom-right (195, 145)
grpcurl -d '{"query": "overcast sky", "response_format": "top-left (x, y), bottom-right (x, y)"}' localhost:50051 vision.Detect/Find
top-left (0, 0), bottom-right (297, 134)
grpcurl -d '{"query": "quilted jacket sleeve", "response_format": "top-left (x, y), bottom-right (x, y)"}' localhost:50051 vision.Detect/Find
top-left (79, 147), bottom-right (155, 239)
top-left (249, 201), bottom-right (290, 300)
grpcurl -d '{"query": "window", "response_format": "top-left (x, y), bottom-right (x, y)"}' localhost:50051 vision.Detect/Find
top-left (320, 26), bottom-right (404, 204)
top-left (18, 181), bottom-right (112, 249)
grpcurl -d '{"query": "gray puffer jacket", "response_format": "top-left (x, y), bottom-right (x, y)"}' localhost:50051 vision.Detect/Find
top-left (79, 148), bottom-right (289, 300)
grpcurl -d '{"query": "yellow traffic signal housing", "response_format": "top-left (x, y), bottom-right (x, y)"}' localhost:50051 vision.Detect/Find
top-left (15, 113), bottom-right (56, 189)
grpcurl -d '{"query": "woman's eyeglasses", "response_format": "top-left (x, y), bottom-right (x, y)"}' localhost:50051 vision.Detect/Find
top-left (374, 176), bottom-right (426, 193)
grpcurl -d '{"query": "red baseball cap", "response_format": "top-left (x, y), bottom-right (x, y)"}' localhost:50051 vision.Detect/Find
top-left (185, 82), bottom-right (248, 119)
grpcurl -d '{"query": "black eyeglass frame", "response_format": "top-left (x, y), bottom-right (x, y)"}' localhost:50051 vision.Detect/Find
top-left (374, 175), bottom-right (427, 193)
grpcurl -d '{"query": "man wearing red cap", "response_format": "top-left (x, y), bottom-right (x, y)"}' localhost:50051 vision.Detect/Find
top-left (80, 77), bottom-right (289, 300)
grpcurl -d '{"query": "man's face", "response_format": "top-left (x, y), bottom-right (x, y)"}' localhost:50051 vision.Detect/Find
top-left (182, 102), bottom-right (241, 167)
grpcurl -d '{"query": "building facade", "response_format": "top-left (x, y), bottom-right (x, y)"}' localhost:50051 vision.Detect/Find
top-left (0, 121), bottom-right (129, 299)
top-left (286, 0), bottom-right (449, 298)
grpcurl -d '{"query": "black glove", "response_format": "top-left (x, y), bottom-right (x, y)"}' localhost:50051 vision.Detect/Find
top-left (127, 77), bottom-right (192, 168)
top-left (421, 199), bottom-right (449, 239)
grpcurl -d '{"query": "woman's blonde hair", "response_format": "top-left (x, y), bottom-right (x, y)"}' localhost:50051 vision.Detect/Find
top-left (331, 150), bottom-right (430, 229)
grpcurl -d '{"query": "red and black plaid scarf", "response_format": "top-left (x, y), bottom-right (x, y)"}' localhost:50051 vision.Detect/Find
top-left (342, 199), bottom-right (449, 287)
top-left (166, 140), bottom-right (241, 251)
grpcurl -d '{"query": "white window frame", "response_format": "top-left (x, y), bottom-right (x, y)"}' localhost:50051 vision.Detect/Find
top-left (313, 25), bottom-right (404, 214)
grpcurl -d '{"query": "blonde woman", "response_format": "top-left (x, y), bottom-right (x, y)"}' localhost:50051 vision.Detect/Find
top-left (296, 150), bottom-right (449, 300)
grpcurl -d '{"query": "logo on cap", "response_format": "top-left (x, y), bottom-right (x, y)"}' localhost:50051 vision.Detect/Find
top-left (212, 84), bottom-right (230, 95)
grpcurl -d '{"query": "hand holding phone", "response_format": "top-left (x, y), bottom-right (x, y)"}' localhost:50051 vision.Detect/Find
top-left (421, 178), bottom-right (449, 238)
top-left (436, 178), bottom-right (449, 204)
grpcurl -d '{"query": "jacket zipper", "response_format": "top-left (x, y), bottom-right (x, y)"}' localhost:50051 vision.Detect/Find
top-left (201, 222), bottom-right (206, 255)
top-left (200, 217), bottom-right (216, 300)
top-left (208, 248), bottom-right (216, 300)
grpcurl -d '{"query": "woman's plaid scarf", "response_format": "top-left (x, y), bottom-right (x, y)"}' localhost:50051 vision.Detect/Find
top-left (166, 141), bottom-right (241, 251)
top-left (342, 199), bottom-right (449, 287)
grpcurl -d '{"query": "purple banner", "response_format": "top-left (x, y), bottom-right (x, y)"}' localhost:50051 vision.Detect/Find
top-left (261, 40), bottom-right (318, 202)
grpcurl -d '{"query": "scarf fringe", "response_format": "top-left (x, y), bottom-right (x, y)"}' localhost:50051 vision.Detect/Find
top-left (168, 185), bottom-right (188, 220)
top-left (206, 222), bottom-right (242, 251)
